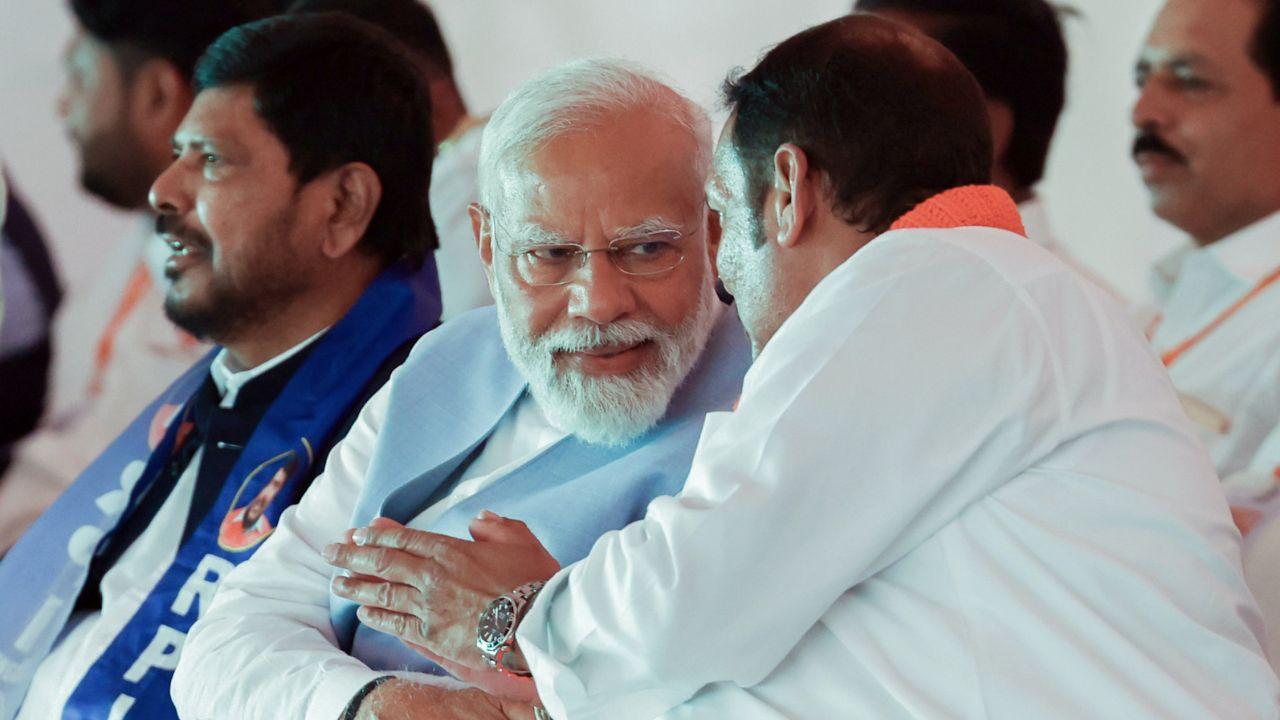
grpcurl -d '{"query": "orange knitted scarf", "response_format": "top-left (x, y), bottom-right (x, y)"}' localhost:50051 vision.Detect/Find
top-left (889, 184), bottom-right (1026, 236)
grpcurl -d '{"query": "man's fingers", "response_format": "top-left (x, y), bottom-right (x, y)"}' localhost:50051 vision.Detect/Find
top-left (406, 640), bottom-right (543, 705)
top-left (356, 605), bottom-right (429, 646)
top-left (406, 640), bottom-right (486, 678)
top-left (467, 510), bottom-right (539, 546)
top-left (350, 523), bottom-right (461, 559)
top-left (338, 517), bottom-right (401, 545)
top-left (323, 543), bottom-right (439, 586)
top-left (331, 575), bottom-right (419, 611)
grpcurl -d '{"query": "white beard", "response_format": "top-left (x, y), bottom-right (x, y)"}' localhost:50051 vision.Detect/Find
top-left (494, 278), bottom-right (721, 447)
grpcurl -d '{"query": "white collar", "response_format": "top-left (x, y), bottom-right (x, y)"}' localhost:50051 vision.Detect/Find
top-left (1204, 210), bottom-right (1280, 284)
top-left (1155, 211), bottom-right (1280, 292)
top-left (209, 328), bottom-right (327, 409)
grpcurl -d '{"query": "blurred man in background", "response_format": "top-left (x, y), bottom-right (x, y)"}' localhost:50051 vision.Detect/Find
top-left (292, 0), bottom-right (493, 318)
top-left (1132, 0), bottom-right (1280, 664)
top-left (0, 171), bottom-right (62, 474)
top-left (0, 0), bottom-right (282, 549)
top-left (856, 0), bottom-right (1117, 295)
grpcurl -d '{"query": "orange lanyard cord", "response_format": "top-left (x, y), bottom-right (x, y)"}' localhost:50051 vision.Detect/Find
top-left (88, 262), bottom-right (153, 395)
top-left (1161, 264), bottom-right (1280, 367)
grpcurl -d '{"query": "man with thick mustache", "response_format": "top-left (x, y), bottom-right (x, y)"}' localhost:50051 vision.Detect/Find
top-left (1132, 0), bottom-right (1280, 662)
top-left (171, 59), bottom-right (749, 719)
top-left (0, 14), bottom-right (442, 718)
top-left (1134, 0), bottom-right (1280, 478)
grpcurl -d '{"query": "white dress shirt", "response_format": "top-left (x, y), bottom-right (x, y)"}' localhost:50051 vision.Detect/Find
top-left (517, 225), bottom-right (1277, 719)
top-left (1158, 212), bottom-right (1280, 670)
top-left (1147, 211), bottom-right (1280, 485)
top-left (16, 337), bottom-right (317, 719)
top-left (172, 388), bottom-right (566, 720)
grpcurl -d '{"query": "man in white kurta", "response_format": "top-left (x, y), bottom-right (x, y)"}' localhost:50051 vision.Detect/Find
top-left (1132, 0), bottom-right (1280, 664)
top-left (354, 16), bottom-right (1277, 718)
top-left (514, 193), bottom-right (1277, 718)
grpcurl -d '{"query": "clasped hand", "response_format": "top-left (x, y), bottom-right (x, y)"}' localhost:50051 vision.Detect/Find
top-left (323, 511), bottom-right (560, 700)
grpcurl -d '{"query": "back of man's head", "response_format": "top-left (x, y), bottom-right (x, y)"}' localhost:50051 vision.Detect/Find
top-left (724, 13), bottom-right (992, 235)
top-left (286, 0), bottom-right (456, 84)
top-left (70, 0), bottom-right (284, 80)
top-left (194, 12), bottom-right (438, 266)
top-left (855, 0), bottom-right (1067, 193)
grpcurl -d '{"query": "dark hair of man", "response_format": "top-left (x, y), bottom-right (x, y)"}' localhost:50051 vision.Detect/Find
top-left (723, 14), bottom-right (992, 236)
top-left (69, 0), bottom-right (284, 81)
top-left (194, 13), bottom-right (438, 267)
top-left (286, 0), bottom-right (456, 83)
top-left (854, 0), bottom-right (1067, 191)
top-left (1253, 0), bottom-right (1280, 98)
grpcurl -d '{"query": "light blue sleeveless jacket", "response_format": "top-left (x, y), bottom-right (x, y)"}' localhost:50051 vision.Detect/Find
top-left (328, 305), bottom-right (750, 671)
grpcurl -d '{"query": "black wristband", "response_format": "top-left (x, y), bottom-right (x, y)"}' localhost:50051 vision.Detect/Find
top-left (340, 675), bottom-right (395, 720)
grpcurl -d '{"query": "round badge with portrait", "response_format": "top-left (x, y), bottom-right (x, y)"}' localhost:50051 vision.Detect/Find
top-left (217, 444), bottom-right (310, 552)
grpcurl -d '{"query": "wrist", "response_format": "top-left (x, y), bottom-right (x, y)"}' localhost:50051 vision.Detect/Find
top-left (341, 675), bottom-right (394, 720)
top-left (476, 581), bottom-right (545, 677)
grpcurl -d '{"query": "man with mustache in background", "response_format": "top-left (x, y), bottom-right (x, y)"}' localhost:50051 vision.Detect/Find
top-left (1132, 0), bottom-right (1280, 663)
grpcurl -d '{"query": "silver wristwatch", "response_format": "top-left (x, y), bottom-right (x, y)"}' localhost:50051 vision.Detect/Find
top-left (476, 580), bottom-right (545, 675)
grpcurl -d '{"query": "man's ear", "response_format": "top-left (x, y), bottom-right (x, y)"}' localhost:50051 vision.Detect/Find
top-left (320, 162), bottom-right (381, 259)
top-left (986, 100), bottom-right (1014, 168)
top-left (127, 58), bottom-right (192, 144)
top-left (771, 143), bottom-right (811, 249)
top-left (469, 203), bottom-right (496, 283)
top-left (705, 207), bottom-right (722, 277)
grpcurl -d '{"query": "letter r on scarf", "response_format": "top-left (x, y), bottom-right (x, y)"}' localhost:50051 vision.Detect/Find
top-left (171, 554), bottom-right (235, 617)
top-left (123, 625), bottom-right (184, 683)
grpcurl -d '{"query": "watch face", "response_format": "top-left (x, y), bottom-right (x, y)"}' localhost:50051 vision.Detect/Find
top-left (477, 597), bottom-right (518, 654)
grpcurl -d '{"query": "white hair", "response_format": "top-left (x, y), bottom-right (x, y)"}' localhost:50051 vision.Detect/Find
top-left (477, 57), bottom-right (712, 215)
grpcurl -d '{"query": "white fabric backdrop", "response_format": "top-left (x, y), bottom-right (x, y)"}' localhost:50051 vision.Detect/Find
top-left (0, 0), bottom-right (1181, 301)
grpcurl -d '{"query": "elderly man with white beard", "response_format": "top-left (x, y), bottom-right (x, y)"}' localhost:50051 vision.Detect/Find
top-left (170, 58), bottom-right (749, 720)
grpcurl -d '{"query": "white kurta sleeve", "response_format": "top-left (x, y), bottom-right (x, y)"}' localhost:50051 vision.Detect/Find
top-left (517, 240), bottom-right (1069, 719)
top-left (171, 383), bottom-right (393, 720)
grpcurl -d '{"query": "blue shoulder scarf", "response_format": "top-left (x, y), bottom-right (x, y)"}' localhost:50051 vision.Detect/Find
top-left (0, 261), bottom-right (440, 719)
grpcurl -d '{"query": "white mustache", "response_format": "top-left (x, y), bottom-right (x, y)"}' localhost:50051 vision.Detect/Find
top-left (540, 320), bottom-right (661, 354)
